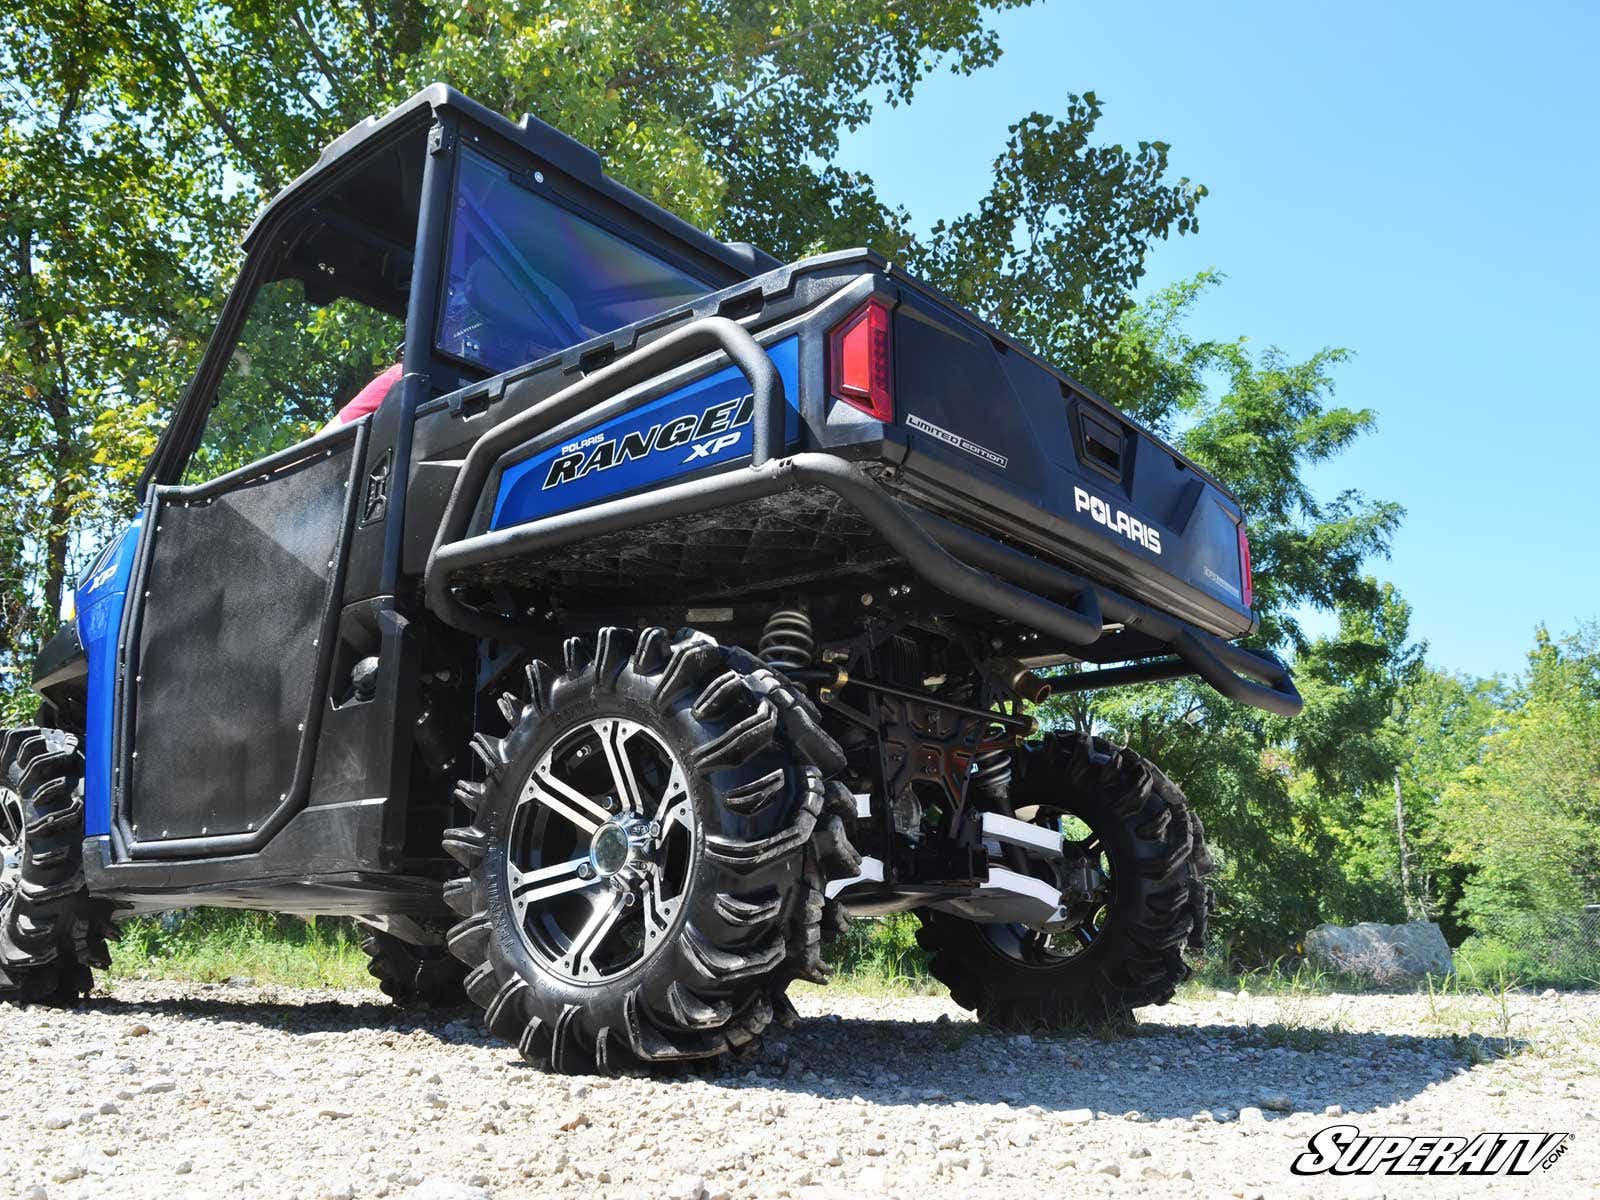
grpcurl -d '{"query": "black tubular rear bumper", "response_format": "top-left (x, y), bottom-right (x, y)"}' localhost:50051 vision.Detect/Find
top-left (424, 318), bottom-right (1302, 718)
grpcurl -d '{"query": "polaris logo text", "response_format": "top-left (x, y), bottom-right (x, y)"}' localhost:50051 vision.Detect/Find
top-left (1291, 1124), bottom-right (1570, 1177)
top-left (1073, 486), bottom-right (1161, 555)
top-left (543, 394), bottom-right (756, 490)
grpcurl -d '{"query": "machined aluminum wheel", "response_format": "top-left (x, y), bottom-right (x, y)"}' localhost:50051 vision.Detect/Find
top-left (442, 627), bottom-right (860, 1074)
top-left (981, 815), bottom-right (1113, 967)
top-left (506, 718), bottom-right (697, 984)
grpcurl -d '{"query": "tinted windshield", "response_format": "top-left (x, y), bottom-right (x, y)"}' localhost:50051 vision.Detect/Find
top-left (438, 149), bottom-right (712, 374)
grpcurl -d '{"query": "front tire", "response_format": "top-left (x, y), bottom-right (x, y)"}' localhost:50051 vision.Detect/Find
top-left (0, 728), bottom-right (114, 1004)
top-left (917, 730), bottom-right (1212, 1029)
top-left (443, 627), bottom-right (853, 1073)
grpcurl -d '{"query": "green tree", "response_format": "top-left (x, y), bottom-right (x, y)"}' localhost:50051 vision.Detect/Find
top-left (1442, 624), bottom-right (1600, 927)
top-left (1384, 665), bottom-right (1503, 939)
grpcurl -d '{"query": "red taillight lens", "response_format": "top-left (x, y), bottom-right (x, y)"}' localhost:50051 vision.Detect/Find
top-left (1238, 524), bottom-right (1254, 610)
top-left (828, 298), bottom-right (893, 422)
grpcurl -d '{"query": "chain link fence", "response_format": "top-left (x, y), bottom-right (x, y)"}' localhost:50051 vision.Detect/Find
top-left (1465, 906), bottom-right (1600, 986)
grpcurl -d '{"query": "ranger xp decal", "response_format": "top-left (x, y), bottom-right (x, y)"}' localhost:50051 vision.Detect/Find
top-left (543, 392), bottom-right (758, 490)
top-left (490, 337), bottom-right (800, 530)
top-left (1073, 485), bottom-right (1162, 555)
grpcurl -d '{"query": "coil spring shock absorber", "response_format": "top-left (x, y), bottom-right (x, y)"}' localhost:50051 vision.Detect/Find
top-left (972, 746), bottom-right (1013, 801)
top-left (759, 606), bottom-right (815, 672)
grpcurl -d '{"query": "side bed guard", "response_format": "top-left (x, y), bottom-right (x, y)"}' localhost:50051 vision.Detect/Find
top-left (424, 318), bottom-right (1302, 717)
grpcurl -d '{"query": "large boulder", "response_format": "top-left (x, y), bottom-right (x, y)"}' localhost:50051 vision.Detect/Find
top-left (1303, 921), bottom-right (1454, 984)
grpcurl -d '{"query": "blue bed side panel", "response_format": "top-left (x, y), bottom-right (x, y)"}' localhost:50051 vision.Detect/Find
top-left (75, 518), bottom-right (142, 838)
top-left (491, 336), bottom-right (801, 529)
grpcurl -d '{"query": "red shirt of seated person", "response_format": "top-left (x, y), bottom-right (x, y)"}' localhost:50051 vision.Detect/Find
top-left (324, 361), bottom-right (403, 431)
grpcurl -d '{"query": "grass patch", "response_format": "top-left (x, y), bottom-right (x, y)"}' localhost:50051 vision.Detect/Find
top-left (1181, 948), bottom-right (1373, 998)
top-left (105, 909), bottom-right (1591, 1013)
top-left (1452, 933), bottom-right (1600, 992)
top-left (104, 908), bottom-right (947, 997)
top-left (822, 913), bottom-right (944, 996)
top-left (107, 909), bottom-right (374, 990)
top-left (1184, 932), bottom-right (1600, 1001)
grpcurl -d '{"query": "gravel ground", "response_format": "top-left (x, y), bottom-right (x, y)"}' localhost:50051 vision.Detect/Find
top-left (1, 980), bottom-right (1595, 1200)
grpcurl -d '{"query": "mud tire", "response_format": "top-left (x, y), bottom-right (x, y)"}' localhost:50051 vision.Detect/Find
top-left (444, 628), bottom-right (852, 1073)
top-left (360, 926), bottom-right (467, 1007)
top-left (917, 730), bottom-right (1212, 1029)
top-left (0, 728), bottom-right (115, 1004)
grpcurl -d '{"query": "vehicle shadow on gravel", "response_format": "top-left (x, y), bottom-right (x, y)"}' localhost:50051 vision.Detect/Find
top-left (712, 1012), bottom-right (1531, 1122)
top-left (86, 990), bottom-right (435, 1032)
top-left (84, 992), bottom-right (1528, 1122)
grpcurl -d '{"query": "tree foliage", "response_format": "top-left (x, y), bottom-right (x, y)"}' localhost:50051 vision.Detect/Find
top-left (1441, 625), bottom-right (1600, 926)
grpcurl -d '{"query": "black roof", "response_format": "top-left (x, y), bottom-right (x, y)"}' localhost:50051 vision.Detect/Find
top-left (242, 83), bottom-right (778, 278)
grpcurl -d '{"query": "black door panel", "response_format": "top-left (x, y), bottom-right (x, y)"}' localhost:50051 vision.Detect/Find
top-left (121, 427), bottom-right (364, 851)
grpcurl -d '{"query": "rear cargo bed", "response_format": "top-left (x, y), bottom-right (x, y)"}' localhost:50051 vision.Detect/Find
top-left (415, 251), bottom-right (1298, 715)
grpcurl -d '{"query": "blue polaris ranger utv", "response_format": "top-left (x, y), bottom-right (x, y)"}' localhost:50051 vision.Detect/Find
top-left (8, 86), bottom-right (1299, 1072)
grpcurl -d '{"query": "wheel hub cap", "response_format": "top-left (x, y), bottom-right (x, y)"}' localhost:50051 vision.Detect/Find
top-left (588, 818), bottom-right (653, 878)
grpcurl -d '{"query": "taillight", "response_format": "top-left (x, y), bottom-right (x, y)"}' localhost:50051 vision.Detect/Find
top-left (828, 298), bottom-right (893, 422)
top-left (1238, 523), bottom-right (1254, 609)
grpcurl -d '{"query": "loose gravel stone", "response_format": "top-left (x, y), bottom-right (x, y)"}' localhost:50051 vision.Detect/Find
top-left (409, 1181), bottom-right (489, 1200)
top-left (665, 1174), bottom-right (706, 1200)
top-left (0, 980), bottom-right (1593, 1199)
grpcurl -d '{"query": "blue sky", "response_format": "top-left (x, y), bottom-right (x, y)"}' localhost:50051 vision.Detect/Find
top-left (836, 0), bottom-right (1599, 682)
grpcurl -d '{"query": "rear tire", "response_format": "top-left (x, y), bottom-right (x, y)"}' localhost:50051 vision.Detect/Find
top-left (360, 925), bottom-right (467, 1007)
top-left (443, 627), bottom-right (853, 1073)
top-left (0, 728), bottom-right (114, 1004)
top-left (917, 730), bottom-right (1212, 1029)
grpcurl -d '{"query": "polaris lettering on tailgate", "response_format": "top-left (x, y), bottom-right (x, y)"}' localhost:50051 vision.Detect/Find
top-left (490, 337), bottom-right (800, 529)
top-left (1074, 485), bottom-right (1162, 555)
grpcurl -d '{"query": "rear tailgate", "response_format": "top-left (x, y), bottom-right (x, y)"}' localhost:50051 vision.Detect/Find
top-left (881, 276), bottom-right (1254, 641)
